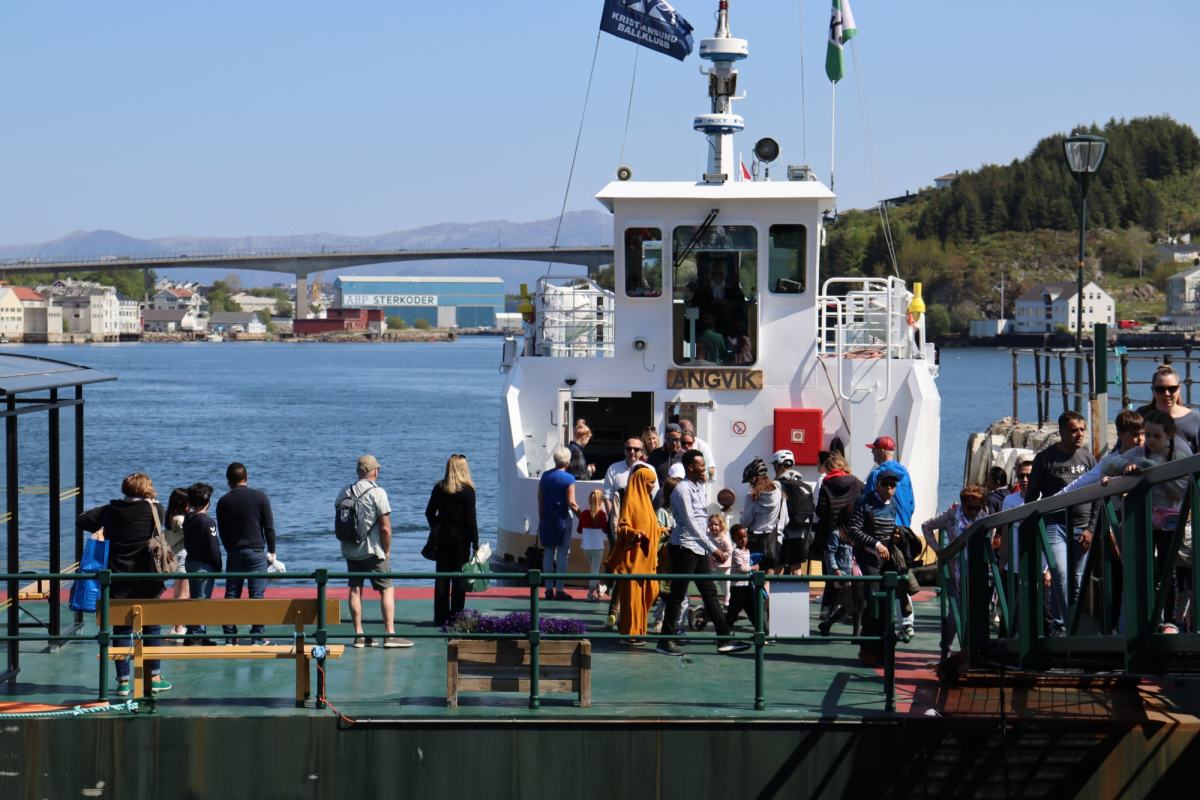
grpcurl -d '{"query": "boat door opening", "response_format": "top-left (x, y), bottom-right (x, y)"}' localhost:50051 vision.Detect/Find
top-left (570, 391), bottom-right (654, 475)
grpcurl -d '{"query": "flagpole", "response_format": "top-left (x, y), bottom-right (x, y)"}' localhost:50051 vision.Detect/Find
top-left (830, 81), bottom-right (836, 193)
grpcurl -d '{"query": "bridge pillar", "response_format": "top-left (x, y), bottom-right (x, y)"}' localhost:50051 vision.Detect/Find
top-left (295, 274), bottom-right (308, 319)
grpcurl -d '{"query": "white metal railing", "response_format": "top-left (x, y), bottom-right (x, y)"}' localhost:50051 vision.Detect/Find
top-left (530, 277), bottom-right (615, 359)
top-left (817, 276), bottom-right (930, 401)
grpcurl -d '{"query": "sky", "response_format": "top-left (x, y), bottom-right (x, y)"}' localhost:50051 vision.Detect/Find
top-left (1, 1), bottom-right (1197, 245)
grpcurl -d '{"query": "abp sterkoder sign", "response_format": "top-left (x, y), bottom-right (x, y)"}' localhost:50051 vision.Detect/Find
top-left (600, 0), bottom-right (694, 61)
top-left (343, 294), bottom-right (437, 307)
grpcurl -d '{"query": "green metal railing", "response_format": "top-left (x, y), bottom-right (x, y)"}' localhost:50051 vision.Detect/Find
top-left (0, 567), bottom-right (900, 713)
top-left (940, 453), bottom-right (1200, 674)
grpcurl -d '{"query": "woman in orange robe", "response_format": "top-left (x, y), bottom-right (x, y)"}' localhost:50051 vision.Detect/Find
top-left (605, 466), bottom-right (663, 644)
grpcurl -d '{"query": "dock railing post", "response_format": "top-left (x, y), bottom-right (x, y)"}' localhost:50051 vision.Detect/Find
top-left (882, 572), bottom-right (897, 713)
top-left (97, 569), bottom-right (110, 702)
top-left (752, 571), bottom-right (766, 711)
top-left (1034, 352), bottom-right (1045, 427)
top-left (1122, 483), bottom-right (1152, 672)
top-left (1120, 351), bottom-right (1130, 410)
top-left (315, 568), bottom-right (328, 708)
top-left (1011, 349), bottom-right (1019, 420)
top-left (527, 568), bottom-right (542, 710)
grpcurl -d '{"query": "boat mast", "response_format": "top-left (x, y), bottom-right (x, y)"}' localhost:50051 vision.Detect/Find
top-left (694, 0), bottom-right (748, 183)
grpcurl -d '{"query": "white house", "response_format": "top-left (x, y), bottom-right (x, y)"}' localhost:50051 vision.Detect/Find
top-left (8, 286), bottom-right (62, 342)
top-left (0, 288), bottom-right (25, 340)
top-left (1014, 281), bottom-right (1115, 334)
top-left (209, 311), bottom-right (266, 335)
top-left (1166, 259), bottom-right (1200, 321)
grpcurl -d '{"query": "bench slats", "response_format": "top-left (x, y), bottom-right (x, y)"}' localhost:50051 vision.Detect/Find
top-left (105, 598), bottom-right (341, 626)
top-left (105, 644), bottom-right (346, 660)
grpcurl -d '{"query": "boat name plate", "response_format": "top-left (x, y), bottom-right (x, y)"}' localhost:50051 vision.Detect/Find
top-left (665, 369), bottom-right (762, 391)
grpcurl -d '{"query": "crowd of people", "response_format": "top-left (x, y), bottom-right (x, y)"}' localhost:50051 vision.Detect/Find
top-left (82, 367), bottom-right (1199, 696)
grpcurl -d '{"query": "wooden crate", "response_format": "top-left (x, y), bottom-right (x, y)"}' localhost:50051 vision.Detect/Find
top-left (447, 639), bottom-right (591, 708)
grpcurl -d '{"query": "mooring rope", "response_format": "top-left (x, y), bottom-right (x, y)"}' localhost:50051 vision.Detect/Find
top-left (0, 699), bottom-right (139, 719)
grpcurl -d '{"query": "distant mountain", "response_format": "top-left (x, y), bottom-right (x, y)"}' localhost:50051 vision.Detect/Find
top-left (0, 210), bottom-right (612, 290)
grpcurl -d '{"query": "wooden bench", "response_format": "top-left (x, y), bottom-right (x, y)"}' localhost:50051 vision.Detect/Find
top-left (0, 563), bottom-right (79, 611)
top-left (102, 598), bottom-right (344, 705)
top-left (447, 639), bottom-right (591, 708)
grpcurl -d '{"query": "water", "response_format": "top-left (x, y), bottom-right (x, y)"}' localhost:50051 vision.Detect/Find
top-left (0, 341), bottom-right (1176, 573)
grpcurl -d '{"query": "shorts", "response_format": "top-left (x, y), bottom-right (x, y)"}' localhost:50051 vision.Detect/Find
top-left (780, 537), bottom-right (811, 567)
top-left (346, 556), bottom-right (392, 591)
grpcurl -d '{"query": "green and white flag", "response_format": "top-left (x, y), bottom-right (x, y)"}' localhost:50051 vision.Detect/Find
top-left (825, 0), bottom-right (858, 83)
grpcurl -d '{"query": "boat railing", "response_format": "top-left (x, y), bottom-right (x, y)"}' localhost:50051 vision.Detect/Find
top-left (817, 276), bottom-right (930, 401)
top-left (531, 276), bottom-right (615, 358)
top-left (0, 568), bottom-right (900, 713)
top-left (937, 452), bottom-right (1200, 677)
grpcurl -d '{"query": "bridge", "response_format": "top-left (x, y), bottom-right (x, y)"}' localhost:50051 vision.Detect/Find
top-left (0, 246), bottom-right (615, 316)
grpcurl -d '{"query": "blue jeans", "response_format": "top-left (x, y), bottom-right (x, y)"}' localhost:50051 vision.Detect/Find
top-left (1045, 522), bottom-right (1089, 630)
top-left (187, 561), bottom-right (217, 635)
top-left (114, 624), bottom-right (162, 681)
top-left (223, 548), bottom-right (268, 637)
top-left (543, 542), bottom-right (571, 591)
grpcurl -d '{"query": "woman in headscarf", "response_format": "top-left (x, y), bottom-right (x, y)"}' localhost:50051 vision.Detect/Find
top-left (604, 465), bottom-right (664, 645)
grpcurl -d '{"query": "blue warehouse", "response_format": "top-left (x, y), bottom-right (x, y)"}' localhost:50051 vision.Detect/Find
top-left (334, 276), bottom-right (505, 328)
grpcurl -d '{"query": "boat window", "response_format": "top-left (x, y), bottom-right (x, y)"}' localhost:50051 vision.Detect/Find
top-left (624, 228), bottom-right (663, 298)
top-left (671, 225), bottom-right (757, 366)
top-left (768, 224), bottom-right (806, 294)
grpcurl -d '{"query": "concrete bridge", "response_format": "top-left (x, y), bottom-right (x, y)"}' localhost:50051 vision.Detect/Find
top-left (0, 245), bottom-right (615, 316)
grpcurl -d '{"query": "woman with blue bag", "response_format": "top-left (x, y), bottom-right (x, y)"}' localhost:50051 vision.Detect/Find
top-left (77, 472), bottom-right (173, 697)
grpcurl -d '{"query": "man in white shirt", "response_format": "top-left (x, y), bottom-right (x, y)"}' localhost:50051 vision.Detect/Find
top-left (679, 420), bottom-right (716, 479)
top-left (602, 437), bottom-right (652, 521)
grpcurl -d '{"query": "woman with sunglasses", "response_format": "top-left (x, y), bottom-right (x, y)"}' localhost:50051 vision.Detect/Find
top-left (1136, 365), bottom-right (1200, 454)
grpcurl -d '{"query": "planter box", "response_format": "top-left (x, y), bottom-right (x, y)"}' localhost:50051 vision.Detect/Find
top-left (446, 639), bottom-right (591, 708)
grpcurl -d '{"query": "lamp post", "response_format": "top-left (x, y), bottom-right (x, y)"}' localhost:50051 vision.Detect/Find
top-left (1063, 132), bottom-right (1107, 411)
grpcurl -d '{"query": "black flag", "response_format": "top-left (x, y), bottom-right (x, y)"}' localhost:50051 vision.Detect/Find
top-left (599, 0), bottom-right (694, 62)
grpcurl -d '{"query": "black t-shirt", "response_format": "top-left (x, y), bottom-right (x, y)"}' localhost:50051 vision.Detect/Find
top-left (183, 511), bottom-right (221, 568)
top-left (1025, 444), bottom-right (1097, 526)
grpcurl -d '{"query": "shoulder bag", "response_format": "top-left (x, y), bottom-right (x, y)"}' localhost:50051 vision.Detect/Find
top-left (147, 502), bottom-right (179, 574)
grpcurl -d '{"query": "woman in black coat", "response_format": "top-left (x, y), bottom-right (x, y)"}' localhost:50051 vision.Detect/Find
top-left (77, 472), bottom-right (171, 696)
top-left (424, 455), bottom-right (480, 625)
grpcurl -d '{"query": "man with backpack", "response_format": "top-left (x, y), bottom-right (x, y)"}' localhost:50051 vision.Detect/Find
top-left (772, 450), bottom-right (817, 575)
top-left (335, 455), bottom-right (411, 648)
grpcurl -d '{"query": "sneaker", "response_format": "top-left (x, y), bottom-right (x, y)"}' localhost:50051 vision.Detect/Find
top-left (352, 635), bottom-right (367, 649)
top-left (383, 637), bottom-right (414, 648)
top-left (1049, 627), bottom-right (1068, 638)
top-left (115, 681), bottom-right (130, 698)
top-left (817, 619), bottom-right (832, 637)
top-left (717, 641), bottom-right (751, 654)
top-left (605, 613), bottom-right (617, 630)
top-left (250, 638), bottom-right (272, 647)
top-left (150, 676), bottom-right (172, 693)
top-left (656, 640), bottom-right (684, 656)
top-left (899, 625), bottom-right (914, 643)
top-left (555, 590), bottom-right (571, 600)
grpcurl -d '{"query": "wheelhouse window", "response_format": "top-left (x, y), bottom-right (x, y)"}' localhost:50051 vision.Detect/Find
top-left (624, 227), bottom-right (663, 297)
top-left (671, 224), bottom-right (757, 366)
top-left (768, 224), bottom-right (806, 294)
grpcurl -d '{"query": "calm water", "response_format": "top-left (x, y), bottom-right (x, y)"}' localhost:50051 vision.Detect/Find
top-left (0, 340), bottom-right (1174, 573)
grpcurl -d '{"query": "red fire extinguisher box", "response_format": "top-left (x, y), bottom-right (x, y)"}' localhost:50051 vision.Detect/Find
top-left (773, 408), bottom-right (824, 465)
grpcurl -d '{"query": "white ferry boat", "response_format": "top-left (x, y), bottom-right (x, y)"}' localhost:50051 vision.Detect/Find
top-left (492, 2), bottom-right (940, 572)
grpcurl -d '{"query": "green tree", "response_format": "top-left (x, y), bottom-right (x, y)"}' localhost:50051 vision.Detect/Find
top-left (386, 316), bottom-right (407, 330)
top-left (276, 298), bottom-right (293, 318)
top-left (204, 280), bottom-right (241, 313)
top-left (413, 318), bottom-right (432, 331)
top-left (924, 304), bottom-right (951, 339)
top-left (255, 309), bottom-right (275, 333)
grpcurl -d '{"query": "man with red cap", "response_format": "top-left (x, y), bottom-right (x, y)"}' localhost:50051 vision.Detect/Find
top-left (862, 435), bottom-right (917, 642)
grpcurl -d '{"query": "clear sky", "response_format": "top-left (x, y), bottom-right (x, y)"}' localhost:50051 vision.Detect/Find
top-left (1, 1), bottom-right (1197, 244)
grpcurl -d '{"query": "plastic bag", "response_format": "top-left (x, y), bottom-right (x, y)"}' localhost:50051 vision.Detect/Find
top-left (69, 535), bottom-right (110, 613)
top-left (462, 543), bottom-right (492, 592)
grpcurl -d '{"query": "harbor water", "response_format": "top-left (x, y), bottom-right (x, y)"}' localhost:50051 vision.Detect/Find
top-left (0, 341), bottom-right (1176, 574)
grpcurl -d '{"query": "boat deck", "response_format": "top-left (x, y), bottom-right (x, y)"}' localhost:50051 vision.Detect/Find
top-left (4, 588), bottom-right (1199, 724)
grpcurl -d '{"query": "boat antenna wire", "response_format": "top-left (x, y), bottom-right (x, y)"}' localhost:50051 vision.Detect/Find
top-left (848, 42), bottom-right (901, 278)
top-left (550, 29), bottom-right (604, 273)
top-left (797, 1), bottom-right (808, 161)
top-left (618, 46), bottom-right (641, 166)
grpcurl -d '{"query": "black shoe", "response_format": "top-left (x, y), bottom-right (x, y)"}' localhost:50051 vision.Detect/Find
top-left (656, 640), bottom-right (684, 656)
top-left (818, 619), bottom-right (832, 637)
top-left (225, 637), bottom-right (240, 646)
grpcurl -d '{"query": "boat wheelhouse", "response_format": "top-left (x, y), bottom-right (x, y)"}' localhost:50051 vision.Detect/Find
top-left (492, 2), bottom-right (940, 571)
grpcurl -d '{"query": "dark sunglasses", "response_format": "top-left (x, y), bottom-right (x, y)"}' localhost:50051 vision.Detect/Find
top-left (625, 446), bottom-right (642, 452)
top-left (1016, 473), bottom-right (1032, 481)
top-left (1153, 384), bottom-right (1180, 394)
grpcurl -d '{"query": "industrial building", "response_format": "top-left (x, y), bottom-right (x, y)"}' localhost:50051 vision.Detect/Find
top-left (334, 276), bottom-right (505, 328)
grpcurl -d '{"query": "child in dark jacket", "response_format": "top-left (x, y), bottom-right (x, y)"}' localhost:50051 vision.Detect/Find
top-left (182, 482), bottom-right (221, 643)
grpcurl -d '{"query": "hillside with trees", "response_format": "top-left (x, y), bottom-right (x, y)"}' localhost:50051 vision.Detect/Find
top-left (824, 116), bottom-right (1200, 337)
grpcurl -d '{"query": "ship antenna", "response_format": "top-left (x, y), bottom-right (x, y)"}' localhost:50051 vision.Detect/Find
top-left (694, 1), bottom-right (748, 184)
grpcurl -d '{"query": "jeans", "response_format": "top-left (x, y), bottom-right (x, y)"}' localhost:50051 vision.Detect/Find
top-left (114, 624), bottom-right (162, 681)
top-left (543, 542), bottom-right (571, 591)
top-left (187, 561), bottom-right (217, 635)
top-left (1045, 522), bottom-right (1089, 630)
top-left (661, 545), bottom-right (732, 639)
top-left (223, 547), bottom-right (269, 637)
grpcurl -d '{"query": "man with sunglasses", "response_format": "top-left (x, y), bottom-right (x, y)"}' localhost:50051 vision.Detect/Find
top-left (602, 437), bottom-right (653, 522)
top-left (1136, 365), bottom-right (1200, 454)
top-left (653, 425), bottom-right (687, 486)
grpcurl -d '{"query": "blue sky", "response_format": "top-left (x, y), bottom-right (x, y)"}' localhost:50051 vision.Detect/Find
top-left (1, 1), bottom-right (1197, 244)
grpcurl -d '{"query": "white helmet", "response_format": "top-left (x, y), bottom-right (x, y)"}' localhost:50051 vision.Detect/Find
top-left (771, 449), bottom-right (795, 468)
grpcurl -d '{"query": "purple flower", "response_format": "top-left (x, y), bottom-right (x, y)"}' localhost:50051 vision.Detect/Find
top-left (441, 610), bottom-right (585, 635)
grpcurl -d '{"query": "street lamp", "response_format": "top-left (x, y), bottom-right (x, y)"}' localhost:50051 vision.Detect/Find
top-left (1063, 133), bottom-right (1107, 349)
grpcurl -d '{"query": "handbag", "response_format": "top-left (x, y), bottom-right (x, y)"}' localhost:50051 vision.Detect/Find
top-left (460, 543), bottom-right (492, 592)
top-left (146, 503), bottom-right (178, 574)
top-left (421, 527), bottom-right (439, 561)
top-left (69, 534), bottom-right (110, 613)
